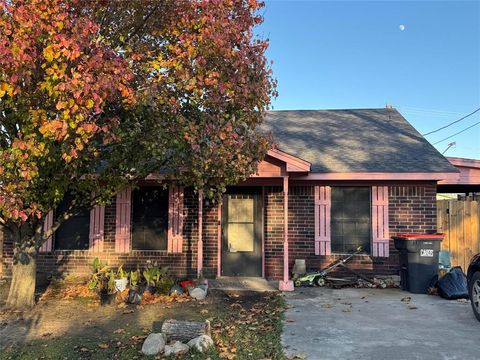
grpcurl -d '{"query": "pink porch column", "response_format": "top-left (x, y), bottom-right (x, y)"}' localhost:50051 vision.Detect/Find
top-left (197, 190), bottom-right (203, 277)
top-left (279, 176), bottom-right (294, 291)
top-left (217, 202), bottom-right (222, 277)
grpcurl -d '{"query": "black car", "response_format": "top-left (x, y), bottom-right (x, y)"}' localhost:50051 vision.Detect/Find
top-left (467, 253), bottom-right (480, 321)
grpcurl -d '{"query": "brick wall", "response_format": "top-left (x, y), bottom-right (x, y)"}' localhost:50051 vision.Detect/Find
top-left (1, 182), bottom-right (438, 281)
top-left (264, 187), bottom-right (284, 279)
top-left (32, 188), bottom-right (201, 279)
top-left (285, 183), bottom-right (438, 278)
top-left (1, 230), bottom-right (13, 279)
top-left (0, 227), bottom-right (4, 277)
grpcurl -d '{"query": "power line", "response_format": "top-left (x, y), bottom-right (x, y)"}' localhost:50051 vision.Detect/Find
top-left (422, 107), bottom-right (480, 136)
top-left (433, 119), bottom-right (480, 145)
top-left (401, 106), bottom-right (465, 116)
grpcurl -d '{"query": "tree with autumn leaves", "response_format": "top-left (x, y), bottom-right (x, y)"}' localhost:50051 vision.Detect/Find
top-left (0, 0), bottom-right (276, 309)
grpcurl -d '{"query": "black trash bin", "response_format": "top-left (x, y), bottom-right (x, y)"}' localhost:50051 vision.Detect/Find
top-left (393, 234), bottom-right (443, 294)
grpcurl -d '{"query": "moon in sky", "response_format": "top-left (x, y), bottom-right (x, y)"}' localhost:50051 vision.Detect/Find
top-left (399, 24), bottom-right (406, 31)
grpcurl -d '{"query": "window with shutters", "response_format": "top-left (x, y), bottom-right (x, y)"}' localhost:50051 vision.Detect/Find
top-left (330, 187), bottom-right (371, 254)
top-left (54, 194), bottom-right (90, 250)
top-left (131, 186), bottom-right (168, 251)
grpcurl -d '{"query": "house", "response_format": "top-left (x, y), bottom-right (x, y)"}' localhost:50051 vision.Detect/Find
top-left (0, 108), bottom-right (461, 290)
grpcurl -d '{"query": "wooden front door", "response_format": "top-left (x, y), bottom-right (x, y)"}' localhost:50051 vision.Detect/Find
top-left (221, 190), bottom-right (262, 277)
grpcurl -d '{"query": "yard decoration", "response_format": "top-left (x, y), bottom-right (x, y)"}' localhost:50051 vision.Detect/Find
top-left (1, 0), bottom-right (275, 309)
top-left (161, 319), bottom-right (211, 343)
top-left (114, 265), bottom-right (128, 292)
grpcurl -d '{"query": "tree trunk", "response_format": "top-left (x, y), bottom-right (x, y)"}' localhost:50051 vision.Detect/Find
top-left (6, 229), bottom-right (37, 309)
top-left (161, 319), bottom-right (211, 343)
top-left (0, 227), bottom-right (4, 277)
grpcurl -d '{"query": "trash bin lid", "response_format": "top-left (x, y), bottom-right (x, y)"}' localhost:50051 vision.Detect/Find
top-left (395, 233), bottom-right (444, 240)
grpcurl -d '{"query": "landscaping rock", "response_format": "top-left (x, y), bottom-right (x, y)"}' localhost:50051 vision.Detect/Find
top-left (164, 341), bottom-right (189, 356)
top-left (189, 287), bottom-right (207, 300)
top-left (187, 335), bottom-right (214, 353)
top-left (141, 333), bottom-right (166, 356)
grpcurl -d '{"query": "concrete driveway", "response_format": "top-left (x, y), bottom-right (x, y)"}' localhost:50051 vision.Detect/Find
top-left (282, 288), bottom-right (479, 360)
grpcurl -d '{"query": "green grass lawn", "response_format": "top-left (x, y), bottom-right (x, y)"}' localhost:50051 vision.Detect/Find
top-left (1, 290), bottom-right (285, 360)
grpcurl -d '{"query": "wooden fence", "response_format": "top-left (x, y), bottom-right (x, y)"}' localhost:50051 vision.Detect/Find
top-left (437, 200), bottom-right (480, 272)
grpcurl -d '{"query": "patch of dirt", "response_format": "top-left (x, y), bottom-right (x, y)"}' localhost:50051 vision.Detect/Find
top-left (0, 288), bottom-right (275, 348)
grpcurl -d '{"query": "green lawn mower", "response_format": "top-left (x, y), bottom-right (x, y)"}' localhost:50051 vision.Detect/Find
top-left (294, 247), bottom-right (364, 287)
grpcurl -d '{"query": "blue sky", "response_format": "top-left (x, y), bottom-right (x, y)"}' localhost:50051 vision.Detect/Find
top-left (257, 1), bottom-right (480, 159)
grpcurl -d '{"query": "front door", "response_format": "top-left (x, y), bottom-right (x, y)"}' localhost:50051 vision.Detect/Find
top-left (221, 190), bottom-right (262, 277)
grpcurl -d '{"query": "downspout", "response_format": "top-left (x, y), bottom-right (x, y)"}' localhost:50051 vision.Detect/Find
top-left (279, 176), bottom-right (294, 291)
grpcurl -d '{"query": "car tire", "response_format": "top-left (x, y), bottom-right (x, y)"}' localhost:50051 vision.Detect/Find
top-left (469, 271), bottom-right (480, 322)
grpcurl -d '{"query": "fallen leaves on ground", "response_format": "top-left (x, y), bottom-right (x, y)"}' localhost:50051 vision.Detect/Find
top-left (39, 282), bottom-right (96, 302)
top-left (210, 294), bottom-right (284, 359)
top-left (141, 292), bottom-right (192, 305)
top-left (131, 335), bottom-right (147, 344)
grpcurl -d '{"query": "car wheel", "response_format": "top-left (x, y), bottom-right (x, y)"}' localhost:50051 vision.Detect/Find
top-left (469, 271), bottom-right (480, 322)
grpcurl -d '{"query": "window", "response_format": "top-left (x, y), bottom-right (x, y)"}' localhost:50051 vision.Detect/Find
top-left (55, 195), bottom-right (90, 250)
top-left (131, 186), bottom-right (168, 250)
top-left (331, 187), bottom-right (371, 254)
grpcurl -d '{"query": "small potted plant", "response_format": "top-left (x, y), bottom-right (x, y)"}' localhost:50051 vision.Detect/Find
top-left (156, 267), bottom-right (175, 295)
top-left (127, 268), bottom-right (142, 304)
top-left (99, 270), bottom-right (117, 306)
top-left (143, 265), bottom-right (160, 294)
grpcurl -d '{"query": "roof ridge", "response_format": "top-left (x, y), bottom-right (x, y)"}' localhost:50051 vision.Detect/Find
top-left (267, 108), bottom-right (397, 112)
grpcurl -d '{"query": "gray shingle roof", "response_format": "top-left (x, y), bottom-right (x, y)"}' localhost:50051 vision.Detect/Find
top-left (261, 108), bottom-right (458, 173)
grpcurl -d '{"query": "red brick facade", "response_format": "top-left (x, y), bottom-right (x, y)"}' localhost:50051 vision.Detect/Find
top-left (0, 183), bottom-right (438, 281)
top-left (284, 183), bottom-right (437, 277)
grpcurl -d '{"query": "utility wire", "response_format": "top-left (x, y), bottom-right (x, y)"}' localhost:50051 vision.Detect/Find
top-left (433, 119), bottom-right (480, 145)
top-left (402, 106), bottom-right (465, 115)
top-left (422, 107), bottom-right (480, 136)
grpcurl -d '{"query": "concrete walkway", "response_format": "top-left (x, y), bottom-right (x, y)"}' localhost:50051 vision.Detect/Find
top-left (282, 287), bottom-right (479, 360)
top-left (209, 277), bottom-right (278, 292)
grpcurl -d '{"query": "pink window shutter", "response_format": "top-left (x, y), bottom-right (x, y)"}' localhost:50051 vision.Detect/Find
top-left (89, 204), bottom-right (105, 253)
top-left (314, 186), bottom-right (331, 256)
top-left (168, 185), bottom-right (184, 253)
top-left (372, 186), bottom-right (390, 257)
top-left (39, 210), bottom-right (54, 252)
top-left (115, 188), bottom-right (131, 253)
